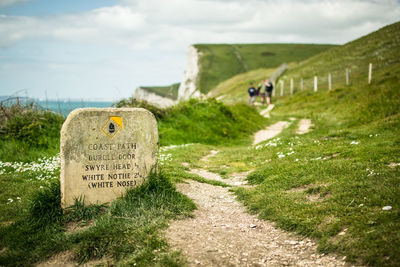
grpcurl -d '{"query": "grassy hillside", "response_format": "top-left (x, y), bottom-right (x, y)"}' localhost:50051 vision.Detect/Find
top-left (115, 98), bottom-right (268, 146)
top-left (276, 22), bottom-right (400, 94)
top-left (158, 99), bottom-right (267, 146)
top-left (195, 43), bottom-right (336, 94)
top-left (140, 83), bottom-right (180, 100)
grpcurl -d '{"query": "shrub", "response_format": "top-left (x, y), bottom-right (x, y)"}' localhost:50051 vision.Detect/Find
top-left (112, 97), bottom-right (167, 120)
top-left (0, 103), bottom-right (64, 148)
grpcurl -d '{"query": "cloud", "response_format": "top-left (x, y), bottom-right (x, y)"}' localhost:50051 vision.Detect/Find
top-left (1, 0), bottom-right (399, 50)
top-left (0, 6), bottom-right (147, 48)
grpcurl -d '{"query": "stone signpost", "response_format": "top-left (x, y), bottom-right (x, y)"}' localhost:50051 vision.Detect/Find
top-left (60, 108), bottom-right (158, 208)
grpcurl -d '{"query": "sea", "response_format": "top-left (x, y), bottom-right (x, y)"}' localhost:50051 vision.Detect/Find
top-left (36, 100), bottom-right (115, 117)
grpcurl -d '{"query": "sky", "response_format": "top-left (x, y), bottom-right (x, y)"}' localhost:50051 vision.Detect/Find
top-left (0, 0), bottom-right (399, 101)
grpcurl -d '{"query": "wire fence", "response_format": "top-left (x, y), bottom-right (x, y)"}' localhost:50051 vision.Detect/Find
top-left (273, 62), bottom-right (377, 97)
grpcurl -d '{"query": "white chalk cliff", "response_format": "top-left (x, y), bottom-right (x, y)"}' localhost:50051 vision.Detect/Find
top-left (178, 45), bottom-right (202, 100)
top-left (133, 87), bottom-right (176, 108)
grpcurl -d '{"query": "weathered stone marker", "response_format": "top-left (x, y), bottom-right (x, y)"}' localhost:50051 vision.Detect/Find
top-left (60, 108), bottom-right (158, 208)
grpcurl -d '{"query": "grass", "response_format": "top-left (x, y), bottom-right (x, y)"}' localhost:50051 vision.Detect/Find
top-left (0, 171), bottom-right (195, 266)
top-left (158, 98), bottom-right (267, 146)
top-left (158, 21), bottom-right (400, 266)
top-left (0, 103), bottom-right (64, 162)
top-left (200, 22), bottom-right (400, 266)
top-left (275, 21), bottom-right (400, 96)
top-left (0, 98), bottom-right (265, 266)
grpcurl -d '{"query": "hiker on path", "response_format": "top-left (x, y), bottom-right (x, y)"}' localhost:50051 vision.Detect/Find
top-left (248, 83), bottom-right (256, 105)
top-left (255, 84), bottom-right (261, 98)
top-left (258, 80), bottom-right (266, 104)
top-left (265, 79), bottom-right (274, 105)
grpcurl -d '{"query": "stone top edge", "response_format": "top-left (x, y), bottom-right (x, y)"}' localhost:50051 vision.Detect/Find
top-left (67, 107), bottom-right (153, 116)
top-left (61, 107), bottom-right (157, 134)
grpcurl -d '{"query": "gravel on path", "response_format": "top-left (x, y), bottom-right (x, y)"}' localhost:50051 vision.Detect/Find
top-left (260, 104), bottom-right (275, 118)
top-left (166, 170), bottom-right (348, 266)
top-left (297, 119), bottom-right (313, 135)
top-left (253, 121), bottom-right (289, 145)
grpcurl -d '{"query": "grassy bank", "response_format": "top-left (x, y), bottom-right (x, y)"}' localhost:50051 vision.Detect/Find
top-left (0, 171), bottom-right (195, 266)
top-left (115, 97), bottom-right (268, 146)
top-left (158, 98), bottom-right (267, 146)
top-left (0, 98), bottom-right (267, 266)
top-left (0, 103), bottom-right (64, 162)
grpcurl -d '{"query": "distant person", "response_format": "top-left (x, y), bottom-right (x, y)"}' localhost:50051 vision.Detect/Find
top-left (255, 84), bottom-right (261, 98)
top-left (257, 80), bottom-right (266, 104)
top-left (248, 83), bottom-right (256, 105)
top-left (265, 79), bottom-right (274, 105)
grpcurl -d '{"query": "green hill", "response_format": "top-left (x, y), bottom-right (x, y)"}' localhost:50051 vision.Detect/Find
top-left (210, 22), bottom-right (400, 103)
top-left (276, 22), bottom-right (400, 94)
top-left (195, 43), bottom-right (337, 94)
top-left (140, 83), bottom-right (180, 100)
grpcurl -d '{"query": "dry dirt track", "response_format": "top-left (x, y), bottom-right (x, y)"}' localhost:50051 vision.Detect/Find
top-left (165, 113), bottom-right (348, 266)
top-left (166, 167), bottom-right (347, 266)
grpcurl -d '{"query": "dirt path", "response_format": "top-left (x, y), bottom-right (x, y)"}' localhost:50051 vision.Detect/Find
top-left (166, 115), bottom-right (334, 266)
top-left (259, 104), bottom-right (274, 118)
top-left (253, 121), bottom-right (289, 145)
top-left (166, 167), bottom-right (347, 266)
top-left (297, 119), bottom-right (313, 134)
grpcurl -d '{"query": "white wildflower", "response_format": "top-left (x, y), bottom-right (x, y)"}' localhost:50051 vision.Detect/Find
top-left (350, 141), bottom-right (359, 145)
top-left (160, 144), bottom-right (193, 152)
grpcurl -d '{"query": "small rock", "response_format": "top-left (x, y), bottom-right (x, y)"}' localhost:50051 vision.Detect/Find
top-left (194, 260), bottom-right (201, 265)
top-left (359, 204), bottom-right (364, 207)
top-left (338, 228), bottom-right (348, 236)
top-left (382, 206), bottom-right (392, 211)
top-left (250, 224), bottom-right (257, 228)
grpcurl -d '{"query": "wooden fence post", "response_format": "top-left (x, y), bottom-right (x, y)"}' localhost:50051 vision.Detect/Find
top-left (368, 63), bottom-right (372, 84)
top-left (272, 80), bottom-right (276, 97)
top-left (280, 80), bottom-right (284, 96)
top-left (314, 76), bottom-right (318, 92)
top-left (346, 68), bottom-right (350, 86)
top-left (290, 78), bottom-right (294, 95)
top-left (328, 73), bottom-right (332, 90)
